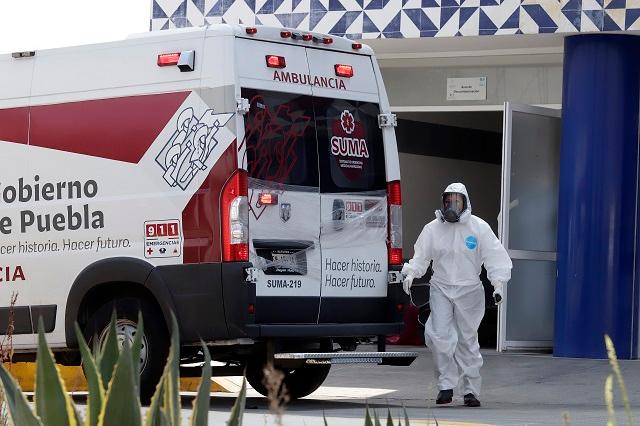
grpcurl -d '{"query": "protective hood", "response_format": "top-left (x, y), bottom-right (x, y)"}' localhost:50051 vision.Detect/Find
top-left (435, 182), bottom-right (472, 223)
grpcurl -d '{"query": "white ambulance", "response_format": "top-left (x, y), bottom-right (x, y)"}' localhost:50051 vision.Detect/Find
top-left (0, 24), bottom-right (414, 401)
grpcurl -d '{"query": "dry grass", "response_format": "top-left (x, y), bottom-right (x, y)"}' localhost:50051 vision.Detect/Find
top-left (262, 362), bottom-right (290, 426)
top-left (0, 292), bottom-right (18, 426)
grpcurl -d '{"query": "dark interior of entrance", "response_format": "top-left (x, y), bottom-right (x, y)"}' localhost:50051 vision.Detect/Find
top-left (396, 111), bottom-right (503, 349)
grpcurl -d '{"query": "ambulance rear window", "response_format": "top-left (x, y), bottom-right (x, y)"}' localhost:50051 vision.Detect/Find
top-left (242, 88), bottom-right (319, 187)
top-left (314, 98), bottom-right (386, 193)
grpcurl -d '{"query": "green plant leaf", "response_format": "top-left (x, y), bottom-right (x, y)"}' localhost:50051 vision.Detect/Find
top-left (75, 323), bottom-right (105, 426)
top-left (162, 313), bottom-right (181, 426)
top-left (99, 311), bottom-right (120, 390)
top-left (131, 312), bottom-right (144, 392)
top-left (99, 338), bottom-right (142, 426)
top-left (386, 409), bottom-right (393, 426)
top-left (226, 378), bottom-right (247, 426)
top-left (144, 379), bottom-right (165, 426)
top-left (364, 405), bottom-right (373, 426)
top-left (374, 409), bottom-right (382, 426)
top-left (0, 364), bottom-right (42, 426)
top-left (190, 342), bottom-right (212, 426)
top-left (35, 319), bottom-right (78, 426)
top-left (159, 409), bottom-right (171, 426)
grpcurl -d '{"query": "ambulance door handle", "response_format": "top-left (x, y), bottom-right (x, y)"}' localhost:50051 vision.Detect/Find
top-left (236, 97), bottom-right (250, 115)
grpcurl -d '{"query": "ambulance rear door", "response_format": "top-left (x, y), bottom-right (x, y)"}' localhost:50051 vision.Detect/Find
top-left (236, 38), bottom-right (322, 323)
top-left (306, 49), bottom-right (389, 323)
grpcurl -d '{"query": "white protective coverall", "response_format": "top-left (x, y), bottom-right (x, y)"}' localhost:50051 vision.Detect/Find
top-left (401, 183), bottom-right (512, 397)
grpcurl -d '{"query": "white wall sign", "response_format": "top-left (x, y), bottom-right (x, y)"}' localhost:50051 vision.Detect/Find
top-left (447, 77), bottom-right (487, 101)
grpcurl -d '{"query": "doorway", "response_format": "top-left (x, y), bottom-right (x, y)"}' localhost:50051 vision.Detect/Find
top-left (396, 110), bottom-right (503, 348)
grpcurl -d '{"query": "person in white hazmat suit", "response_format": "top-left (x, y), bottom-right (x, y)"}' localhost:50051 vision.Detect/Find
top-left (401, 182), bottom-right (512, 407)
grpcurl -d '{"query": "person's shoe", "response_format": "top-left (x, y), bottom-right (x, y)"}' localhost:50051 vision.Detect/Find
top-left (436, 389), bottom-right (453, 405)
top-left (463, 393), bottom-right (481, 407)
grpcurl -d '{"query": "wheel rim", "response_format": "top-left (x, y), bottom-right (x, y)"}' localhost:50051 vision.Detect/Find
top-left (98, 319), bottom-right (149, 373)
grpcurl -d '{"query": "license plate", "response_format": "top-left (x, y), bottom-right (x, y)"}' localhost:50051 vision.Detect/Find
top-left (266, 249), bottom-right (307, 275)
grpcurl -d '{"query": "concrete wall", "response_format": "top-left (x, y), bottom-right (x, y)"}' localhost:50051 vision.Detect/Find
top-left (383, 64), bottom-right (563, 108)
top-left (400, 153), bottom-right (502, 257)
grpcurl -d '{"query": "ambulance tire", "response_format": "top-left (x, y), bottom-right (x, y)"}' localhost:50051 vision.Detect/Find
top-left (84, 297), bottom-right (169, 405)
top-left (246, 362), bottom-right (331, 400)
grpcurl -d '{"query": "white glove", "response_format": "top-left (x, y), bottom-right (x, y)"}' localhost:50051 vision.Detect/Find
top-left (492, 282), bottom-right (504, 305)
top-left (403, 274), bottom-right (414, 296)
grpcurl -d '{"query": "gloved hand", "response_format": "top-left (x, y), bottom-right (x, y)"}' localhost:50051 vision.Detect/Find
top-left (403, 274), bottom-right (415, 296)
top-left (492, 282), bottom-right (504, 305)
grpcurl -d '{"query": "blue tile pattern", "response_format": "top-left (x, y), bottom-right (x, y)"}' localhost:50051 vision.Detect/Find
top-left (151, 0), bottom-right (640, 37)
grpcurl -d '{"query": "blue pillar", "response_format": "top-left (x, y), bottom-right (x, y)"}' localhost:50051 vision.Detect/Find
top-left (555, 34), bottom-right (640, 359)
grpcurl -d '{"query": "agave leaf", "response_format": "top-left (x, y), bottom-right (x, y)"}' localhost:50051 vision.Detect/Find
top-left (35, 319), bottom-right (78, 426)
top-left (99, 311), bottom-right (120, 389)
top-left (374, 409), bottom-right (382, 426)
top-left (226, 378), bottom-right (247, 426)
top-left (162, 313), bottom-right (181, 426)
top-left (403, 405), bottom-right (410, 426)
top-left (364, 406), bottom-right (373, 426)
top-left (144, 379), bottom-right (165, 426)
top-left (99, 338), bottom-right (142, 426)
top-left (131, 312), bottom-right (144, 392)
top-left (75, 323), bottom-right (105, 426)
top-left (159, 409), bottom-right (171, 426)
top-left (0, 364), bottom-right (42, 426)
top-left (386, 409), bottom-right (393, 426)
top-left (190, 342), bottom-right (212, 426)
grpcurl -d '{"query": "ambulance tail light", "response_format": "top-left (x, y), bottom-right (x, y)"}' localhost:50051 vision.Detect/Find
top-left (266, 55), bottom-right (286, 69)
top-left (334, 64), bottom-right (353, 78)
top-left (258, 193), bottom-right (278, 205)
top-left (387, 180), bottom-right (403, 266)
top-left (222, 170), bottom-right (249, 262)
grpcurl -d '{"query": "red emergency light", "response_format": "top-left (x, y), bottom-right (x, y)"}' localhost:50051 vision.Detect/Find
top-left (258, 193), bottom-right (279, 205)
top-left (323, 37), bottom-right (333, 44)
top-left (266, 55), bottom-right (286, 68)
top-left (334, 64), bottom-right (354, 78)
top-left (280, 30), bottom-right (292, 38)
top-left (246, 27), bottom-right (258, 34)
top-left (352, 42), bottom-right (362, 50)
top-left (157, 53), bottom-right (181, 67)
top-left (302, 34), bottom-right (313, 41)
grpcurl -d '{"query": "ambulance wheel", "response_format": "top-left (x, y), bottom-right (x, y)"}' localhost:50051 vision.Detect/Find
top-left (246, 362), bottom-right (331, 400)
top-left (84, 297), bottom-right (169, 405)
top-left (246, 340), bottom-right (332, 399)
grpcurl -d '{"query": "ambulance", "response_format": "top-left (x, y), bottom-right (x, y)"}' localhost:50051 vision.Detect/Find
top-left (0, 24), bottom-right (415, 401)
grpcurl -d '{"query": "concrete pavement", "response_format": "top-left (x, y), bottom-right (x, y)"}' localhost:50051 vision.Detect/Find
top-left (199, 345), bottom-right (640, 425)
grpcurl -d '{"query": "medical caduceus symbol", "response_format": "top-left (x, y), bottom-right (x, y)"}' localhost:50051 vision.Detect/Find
top-left (156, 107), bottom-right (233, 190)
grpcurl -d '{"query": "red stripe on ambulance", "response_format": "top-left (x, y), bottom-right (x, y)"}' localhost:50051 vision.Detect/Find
top-left (0, 108), bottom-right (30, 144)
top-left (27, 92), bottom-right (190, 163)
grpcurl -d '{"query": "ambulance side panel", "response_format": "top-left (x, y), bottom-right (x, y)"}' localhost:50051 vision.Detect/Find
top-left (0, 30), bottom-right (245, 349)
